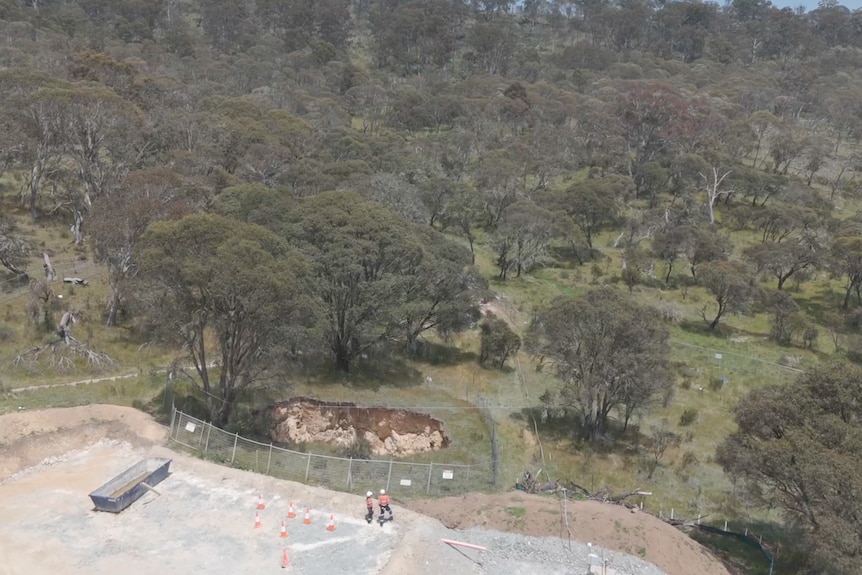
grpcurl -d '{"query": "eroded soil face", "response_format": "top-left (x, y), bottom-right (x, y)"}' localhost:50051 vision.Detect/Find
top-left (269, 398), bottom-right (450, 457)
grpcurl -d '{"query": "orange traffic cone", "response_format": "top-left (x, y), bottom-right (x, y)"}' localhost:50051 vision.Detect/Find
top-left (281, 549), bottom-right (290, 568)
top-left (326, 514), bottom-right (336, 532)
top-left (254, 511), bottom-right (262, 529)
top-left (287, 501), bottom-right (296, 519)
top-left (280, 520), bottom-right (288, 538)
top-left (303, 508), bottom-right (311, 525)
top-left (257, 494), bottom-right (266, 510)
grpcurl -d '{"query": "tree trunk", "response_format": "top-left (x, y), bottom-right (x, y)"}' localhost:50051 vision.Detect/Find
top-left (334, 348), bottom-right (351, 373)
top-left (664, 261), bottom-right (673, 284)
top-left (29, 160), bottom-right (43, 220)
top-left (106, 286), bottom-right (121, 327)
top-left (71, 211), bottom-right (85, 245)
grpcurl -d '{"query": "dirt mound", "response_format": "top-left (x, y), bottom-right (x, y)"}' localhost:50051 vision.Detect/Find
top-left (270, 397), bottom-right (450, 456)
top-left (405, 492), bottom-right (731, 575)
top-left (0, 404), bottom-right (167, 481)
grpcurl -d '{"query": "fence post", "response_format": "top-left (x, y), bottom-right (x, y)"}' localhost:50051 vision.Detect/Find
top-left (491, 421), bottom-right (499, 487)
top-left (203, 423), bottom-right (212, 454)
top-left (266, 443), bottom-right (273, 474)
top-left (386, 460), bottom-right (393, 492)
top-left (347, 457), bottom-right (353, 488)
top-left (426, 463), bottom-right (433, 494)
top-left (169, 407), bottom-right (177, 440)
top-left (231, 432), bottom-right (239, 464)
top-left (466, 465), bottom-right (471, 489)
top-left (198, 423), bottom-right (205, 448)
top-left (305, 453), bottom-right (311, 482)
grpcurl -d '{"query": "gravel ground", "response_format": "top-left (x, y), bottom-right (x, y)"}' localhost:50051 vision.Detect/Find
top-left (0, 406), bottom-right (670, 575)
top-left (0, 441), bottom-right (399, 575)
top-left (385, 521), bottom-right (667, 575)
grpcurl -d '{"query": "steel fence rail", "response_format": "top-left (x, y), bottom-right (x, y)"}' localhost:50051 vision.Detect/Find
top-left (168, 407), bottom-right (494, 497)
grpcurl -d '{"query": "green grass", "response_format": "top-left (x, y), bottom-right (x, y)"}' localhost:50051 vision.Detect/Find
top-left (460, 228), bottom-right (843, 531)
top-left (0, 373), bottom-right (165, 416)
top-left (505, 506), bottom-right (526, 519)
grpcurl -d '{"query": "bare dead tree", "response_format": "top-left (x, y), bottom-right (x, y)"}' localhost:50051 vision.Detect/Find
top-left (42, 252), bottom-right (56, 281)
top-left (26, 278), bottom-right (56, 332)
top-left (700, 167), bottom-right (733, 224)
top-left (13, 333), bottom-right (116, 372)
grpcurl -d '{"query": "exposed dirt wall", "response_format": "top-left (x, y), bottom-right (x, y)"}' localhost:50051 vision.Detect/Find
top-left (269, 398), bottom-right (450, 457)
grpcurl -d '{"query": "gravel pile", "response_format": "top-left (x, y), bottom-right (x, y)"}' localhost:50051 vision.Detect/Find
top-left (392, 522), bottom-right (667, 575)
top-left (464, 528), bottom-right (667, 575)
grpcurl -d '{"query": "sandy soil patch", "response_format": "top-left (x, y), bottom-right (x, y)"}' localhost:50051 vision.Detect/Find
top-left (406, 492), bottom-right (731, 575)
top-left (0, 404), bottom-right (167, 482)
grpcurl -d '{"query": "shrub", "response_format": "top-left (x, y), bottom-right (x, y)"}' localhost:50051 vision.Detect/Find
top-left (341, 435), bottom-right (373, 460)
top-left (0, 322), bottom-right (15, 342)
top-left (657, 302), bottom-right (683, 324)
top-left (679, 408), bottom-right (699, 427)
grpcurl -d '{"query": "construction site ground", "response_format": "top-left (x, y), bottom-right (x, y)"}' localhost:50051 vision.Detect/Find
top-left (0, 405), bottom-right (731, 575)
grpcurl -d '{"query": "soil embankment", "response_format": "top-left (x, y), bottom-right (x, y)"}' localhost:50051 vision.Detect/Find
top-left (269, 397), bottom-right (450, 456)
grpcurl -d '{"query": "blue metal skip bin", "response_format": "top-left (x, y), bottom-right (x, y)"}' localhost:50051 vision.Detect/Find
top-left (89, 457), bottom-right (172, 513)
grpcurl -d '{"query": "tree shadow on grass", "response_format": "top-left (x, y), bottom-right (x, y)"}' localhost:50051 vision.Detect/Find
top-left (310, 355), bottom-right (424, 391)
top-left (691, 519), bottom-right (810, 575)
top-left (510, 408), bottom-right (643, 457)
top-left (0, 270), bottom-right (29, 293)
top-left (677, 318), bottom-right (771, 343)
top-left (792, 294), bottom-right (840, 324)
top-left (407, 340), bottom-right (478, 366)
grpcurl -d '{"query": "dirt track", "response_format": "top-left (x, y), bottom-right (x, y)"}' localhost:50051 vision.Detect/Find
top-left (0, 405), bottom-right (729, 575)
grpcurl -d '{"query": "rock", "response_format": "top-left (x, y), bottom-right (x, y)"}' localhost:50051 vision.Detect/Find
top-left (779, 354), bottom-right (800, 367)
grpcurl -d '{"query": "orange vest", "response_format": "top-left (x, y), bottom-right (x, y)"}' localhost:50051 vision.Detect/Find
top-left (366, 497), bottom-right (373, 507)
top-left (379, 494), bottom-right (390, 506)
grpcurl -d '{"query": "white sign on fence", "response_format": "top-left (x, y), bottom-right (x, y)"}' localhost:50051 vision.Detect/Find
top-left (715, 353), bottom-right (723, 360)
top-left (442, 470), bottom-right (454, 479)
top-left (400, 479), bottom-right (412, 486)
top-left (185, 422), bottom-right (197, 433)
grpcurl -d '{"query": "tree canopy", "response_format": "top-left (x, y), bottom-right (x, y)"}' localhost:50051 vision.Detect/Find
top-left (138, 214), bottom-right (308, 425)
top-left (717, 362), bottom-right (862, 574)
top-left (527, 289), bottom-right (671, 440)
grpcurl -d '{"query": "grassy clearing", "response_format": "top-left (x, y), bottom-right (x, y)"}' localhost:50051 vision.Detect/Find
top-left (461, 231), bottom-right (841, 527)
top-left (0, 373), bottom-right (165, 416)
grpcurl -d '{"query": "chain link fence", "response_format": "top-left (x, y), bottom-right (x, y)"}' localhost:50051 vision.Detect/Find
top-left (169, 407), bottom-right (494, 497)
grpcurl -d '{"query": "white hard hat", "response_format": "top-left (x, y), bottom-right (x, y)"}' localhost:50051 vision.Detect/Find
top-left (380, 489), bottom-right (385, 495)
top-left (366, 491), bottom-right (373, 497)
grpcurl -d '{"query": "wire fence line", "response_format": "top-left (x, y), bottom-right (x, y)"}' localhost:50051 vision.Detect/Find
top-left (168, 407), bottom-right (496, 497)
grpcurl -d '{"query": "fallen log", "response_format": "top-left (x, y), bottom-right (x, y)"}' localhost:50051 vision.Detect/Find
top-left (606, 488), bottom-right (652, 503)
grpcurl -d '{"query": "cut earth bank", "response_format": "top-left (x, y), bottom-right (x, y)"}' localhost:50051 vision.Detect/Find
top-left (0, 405), bottom-right (731, 575)
top-left (268, 397), bottom-right (450, 456)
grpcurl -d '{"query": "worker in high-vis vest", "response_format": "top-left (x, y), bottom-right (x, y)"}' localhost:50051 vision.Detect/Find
top-left (365, 491), bottom-right (375, 524)
top-left (378, 489), bottom-right (393, 521)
